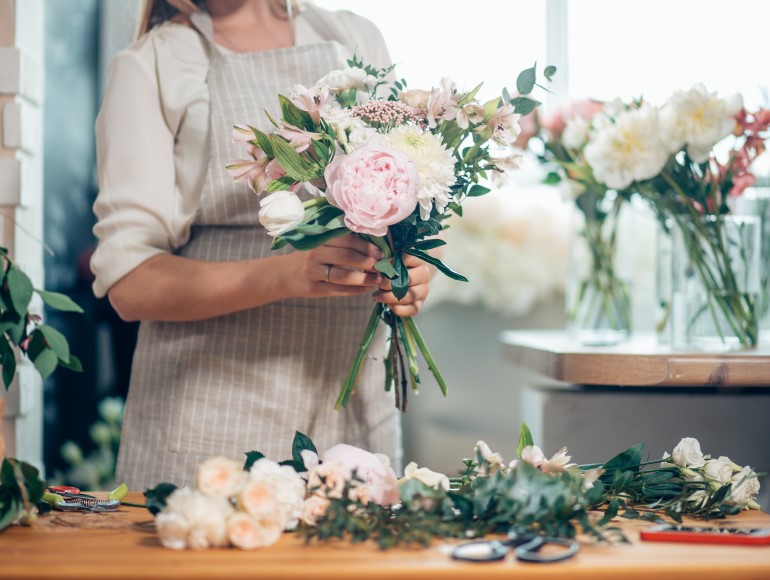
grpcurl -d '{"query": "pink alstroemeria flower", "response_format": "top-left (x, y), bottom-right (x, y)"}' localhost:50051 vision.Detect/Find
top-left (487, 103), bottom-right (522, 146)
top-left (289, 84), bottom-right (330, 124)
top-left (426, 78), bottom-right (459, 128)
top-left (226, 152), bottom-right (270, 194)
top-left (276, 123), bottom-right (323, 153)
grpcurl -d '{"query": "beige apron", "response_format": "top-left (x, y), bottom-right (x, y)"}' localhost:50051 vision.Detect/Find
top-left (115, 10), bottom-right (400, 490)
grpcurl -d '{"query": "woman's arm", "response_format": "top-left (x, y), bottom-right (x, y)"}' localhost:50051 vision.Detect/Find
top-left (109, 234), bottom-right (384, 322)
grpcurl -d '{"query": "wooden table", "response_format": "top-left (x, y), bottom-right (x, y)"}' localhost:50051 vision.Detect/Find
top-left (2, 493), bottom-right (770, 579)
top-left (500, 330), bottom-right (770, 387)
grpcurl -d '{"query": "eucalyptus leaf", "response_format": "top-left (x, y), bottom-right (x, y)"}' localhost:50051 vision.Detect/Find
top-left (33, 348), bottom-right (58, 379)
top-left (543, 65), bottom-right (557, 81)
top-left (38, 324), bottom-right (70, 362)
top-left (516, 64), bottom-right (536, 95)
top-left (7, 268), bottom-right (33, 317)
top-left (509, 96), bottom-right (541, 116)
top-left (58, 354), bottom-right (83, 373)
top-left (35, 290), bottom-right (84, 313)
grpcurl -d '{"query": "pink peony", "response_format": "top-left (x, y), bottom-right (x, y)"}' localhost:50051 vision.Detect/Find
top-left (321, 444), bottom-right (400, 506)
top-left (323, 145), bottom-right (419, 236)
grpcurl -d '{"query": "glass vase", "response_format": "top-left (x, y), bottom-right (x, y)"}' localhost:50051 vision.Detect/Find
top-left (566, 192), bottom-right (632, 345)
top-left (733, 187), bottom-right (770, 342)
top-left (669, 214), bottom-right (760, 352)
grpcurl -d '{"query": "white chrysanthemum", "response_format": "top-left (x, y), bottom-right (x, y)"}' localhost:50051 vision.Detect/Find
top-left (584, 105), bottom-right (668, 190)
top-left (381, 125), bottom-right (456, 219)
top-left (248, 458), bottom-right (307, 530)
top-left (660, 83), bottom-right (743, 162)
top-left (316, 67), bottom-right (377, 92)
top-left (156, 487), bottom-right (233, 550)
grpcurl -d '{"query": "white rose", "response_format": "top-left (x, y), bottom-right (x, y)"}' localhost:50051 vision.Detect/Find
top-left (227, 509), bottom-right (285, 550)
top-left (729, 466), bottom-right (761, 509)
top-left (195, 456), bottom-right (244, 498)
top-left (670, 437), bottom-right (706, 468)
top-left (399, 89), bottom-right (431, 110)
top-left (238, 479), bottom-right (278, 517)
top-left (400, 462), bottom-right (450, 491)
top-left (703, 456), bottom-right (734, 486)
top-left (348, 126), bottom-right (379, 149)
top-left (248, 459), bottom-right (307, 530)
top-left (562, 116), bottom-right (591, 149)
top-left (317, 67), bottom-right (377, 92)
top-left (300, 495), bottom-right (330, 526)
top-left (157, 488), bottom-right (233, 550)
top-left (258, 191), bottom-right (305, 237)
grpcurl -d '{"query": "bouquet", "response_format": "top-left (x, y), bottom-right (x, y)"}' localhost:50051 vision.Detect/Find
top-left (145, 425), bottom-right (761, 551)
top-left (521, 99), bottom-right (634, 343)
top-left (228, 57), bottom-right (553, 409)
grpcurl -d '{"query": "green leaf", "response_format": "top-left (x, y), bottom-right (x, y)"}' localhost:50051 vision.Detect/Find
top-left (404, 249), bottom-right (468, 282)
top-left (0, 496), bottom-right (22, 532)
top-left (143, 482), bottom-right (178, 516)
top-left (1, 340), bottom-right (16, 389)
top-left (58, 354), bottom-right (83, 373)
top-left (1, 312), bottom-right (25, 345)
top-left (33, 348), bottom-right (58, 379)
top-left (278, 227), bottom-right (348, 251)
top-left (516, 64), bottom-right (537, 95)
top-left (270, 135), bottom-right (322, 181)
top-left (266, 175), bottom-right (297, 193)
top-left (509, 96), bottom-right (541, 116)
top-left (602, 441), bottom-right (645, 474)
top-left (391, 253), bottom-right (409, 301)
top-left (467, 184), bottom-right (491, 197)
top-left (38, 324), bottom-right (69, 362)
top-left (501, 86), bottom-right (511, 104)
top-left (543, 171), bottom-right (562, 185)
top-left (375, 258), bottom-right (398, 279)
top-left (243, 451), bottom-right (266, 471)
top-left (18, 461), bottom-right (44, 503)
top-left (543, 65), bottom-right (557, 81)
top-left (279, 94), bottom-right (316, 132)
top-left (6, 268), bottom-right (33, 317)
top-left (414, 239), bottom-right (446, 251)
top-left (516, 422), bottom-right (535, 458)
top-left (249, 125), bottom-right (274, 157)
top-left (35, 290), bottom-right (83, 313)
top-left (291, 431), bottom-right (317, 472)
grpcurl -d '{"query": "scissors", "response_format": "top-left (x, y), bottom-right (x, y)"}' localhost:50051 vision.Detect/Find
top-left (451, 528), bottom-right (579, 564)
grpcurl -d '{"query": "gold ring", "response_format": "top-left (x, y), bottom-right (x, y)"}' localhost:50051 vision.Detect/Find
top-left (324, 264), bottom-right (332, 283)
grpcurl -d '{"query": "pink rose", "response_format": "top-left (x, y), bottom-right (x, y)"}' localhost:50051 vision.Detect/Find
top-left (321, 444), bottom-right (400, 506)
top-left (324, 145), bottom-right (419, 236)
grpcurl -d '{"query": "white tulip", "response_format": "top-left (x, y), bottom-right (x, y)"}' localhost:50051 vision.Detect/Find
top-left (258, 191), bottom-right (305, 237)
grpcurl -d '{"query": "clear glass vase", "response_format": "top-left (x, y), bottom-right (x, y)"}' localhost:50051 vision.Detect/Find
top-left (733, 187), bottom-right (770, 342)
top-left (670, 214), bottom-right (760, 352)
top-left (566, 192), bottom-right (632, 346)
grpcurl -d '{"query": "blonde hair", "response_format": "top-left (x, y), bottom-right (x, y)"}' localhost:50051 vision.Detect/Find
top-left (137, 0), bottom-right (301, 38)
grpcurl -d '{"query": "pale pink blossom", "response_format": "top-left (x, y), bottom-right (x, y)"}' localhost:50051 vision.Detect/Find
top-left (195, 456), bottom-right (244, 498)
top-left (541, 99), bottom-right (605, 139)
top-left (455, 104), bottom-right (486, 130)
top-left (226, 509), bottom-right (285, 550)
top-left (487, 103), bottom-right (522, 146)
top-left (426, 78), bottom-right (459, 128)
top-left (307, 461), bottom-right (348, 500)
top-left (300, 495), bottom-right (330, 526)
top-left (226, 153), bottom-right (270, 194)
top-left (321, 444), bottom-right (400, 506)
top-left (276, 123), bottom-right (322, 153)
top-left (237, 479), bottom-right (278, 518)
top-left (323, 144), bottom-right (419, 236)
top-left (475, 441), bottom-right (505, 474)
top-left (289, 84), bottom-right (330, 123)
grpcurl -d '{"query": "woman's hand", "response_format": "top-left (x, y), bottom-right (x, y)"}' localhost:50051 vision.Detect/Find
top-left (374, 253), bottom-right (430, 317)
top-left (284, 234), bottom-right (384, 299)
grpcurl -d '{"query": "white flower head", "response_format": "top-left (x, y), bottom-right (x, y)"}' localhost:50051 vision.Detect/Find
top-left (669, 437), bottom-right (706, 468)
top-left (562, 116), bottom-right (592, 149)
top-left (156, 487), bottom-right (233, 550)
top-left (248, 458), bottom-right (307, 530)
top-left (400, 462), bottom-right (451, 491)
top-left (226, 509), bottom-right (285, 550)
top-left (317, 67), bottom-right (377, 93)
top-left (195, 456), bottom-right (245, 498)
top-left (584, 104), bottom-right (668, 190)
top-left (380, 125), bottom-right (456, 219)
top-left (399, 88), bottom-right (431, 110)
top-left (729, 466), bottom-right (761, 509)
top-left (660, 83), bottom-right (743, 162)
top-left (258, 191), bottom-right (305, 237)
top-left (474, 441), bottom-right (505, 474)
top-left (300, 495), bottom-right (331, 527)
top-left (487, 103), bottom-right (522, 147)
top-left (703, 456), bottom-right (735, 487)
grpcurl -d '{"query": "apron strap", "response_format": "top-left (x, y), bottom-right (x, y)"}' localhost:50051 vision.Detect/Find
top-left (188, 10), bottom-right (223, 57)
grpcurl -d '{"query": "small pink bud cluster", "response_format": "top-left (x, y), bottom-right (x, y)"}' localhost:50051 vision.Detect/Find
top-left (351, 100), bottom-right (424, 128)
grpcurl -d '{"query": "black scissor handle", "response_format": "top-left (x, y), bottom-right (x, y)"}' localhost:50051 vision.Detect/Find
top-left (515, 536), bottom-right (580, 563)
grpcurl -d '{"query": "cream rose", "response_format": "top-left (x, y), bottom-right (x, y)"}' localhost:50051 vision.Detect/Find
top-left (703, 456), bottom-right (734, 487)
top-left (729, 466), bottom-right (761, 509)
top-left (670, 437), bottom-right (706, 468)
top-left (300, 495), bottom-right (331, 526)
top-left (195, 456), bottom-right (244, 498)
top-left (226, 509), bottom-right (285, 550)
top-left (399, 89), bottom-right (431, 110)
top-left (156, 488), bottom-right (233, 551)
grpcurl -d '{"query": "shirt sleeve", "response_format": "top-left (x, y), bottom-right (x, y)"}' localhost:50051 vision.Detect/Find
top-left (91, 35), bottom-right (187, 298)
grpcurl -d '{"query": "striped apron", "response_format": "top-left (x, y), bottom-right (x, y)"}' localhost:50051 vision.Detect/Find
top-left (115, 10), bottom-right (400, 490)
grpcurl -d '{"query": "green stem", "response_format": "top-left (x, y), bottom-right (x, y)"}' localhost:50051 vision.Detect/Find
top-left (119, 501), bottom-right (147, 509)
top-left (402, 316), bottom-right (447, 397)
top-left (335, 303), bottom-right (385, 409)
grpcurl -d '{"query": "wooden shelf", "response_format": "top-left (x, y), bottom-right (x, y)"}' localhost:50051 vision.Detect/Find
top-left (500, 331), bottom-right (770, 387)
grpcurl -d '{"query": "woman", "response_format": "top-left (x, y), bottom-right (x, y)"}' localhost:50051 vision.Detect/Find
top-left (91, 0), bottom-right (430, 489)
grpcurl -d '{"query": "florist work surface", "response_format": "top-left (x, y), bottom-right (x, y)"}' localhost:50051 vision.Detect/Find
top-left (1, 428), bottom-right (768, 580)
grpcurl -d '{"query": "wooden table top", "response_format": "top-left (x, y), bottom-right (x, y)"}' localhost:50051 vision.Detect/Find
top-left (2, 493), bottom-right (770, 579)
top-left (500, 330), bottom-right (770, 387)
